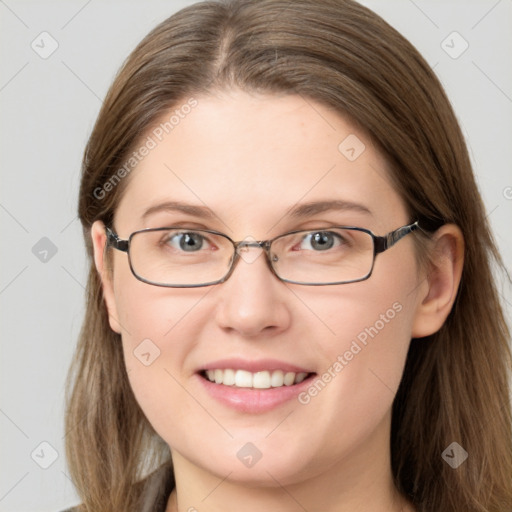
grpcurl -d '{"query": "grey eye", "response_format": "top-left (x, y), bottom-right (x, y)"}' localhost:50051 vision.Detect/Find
top-left (301, 231), bottom-right (341, 251)
top-left (167, 232), bottom-right (205, 252)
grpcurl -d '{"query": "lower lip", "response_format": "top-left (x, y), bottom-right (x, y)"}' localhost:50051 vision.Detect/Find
top-left (195, 373), bottom-right (316, 413)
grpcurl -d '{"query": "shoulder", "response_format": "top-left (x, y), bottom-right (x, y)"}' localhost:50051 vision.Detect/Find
top-left (136, 462), bottom-right (175, 512)
top-left (59, 463), bottom-right (174, 512)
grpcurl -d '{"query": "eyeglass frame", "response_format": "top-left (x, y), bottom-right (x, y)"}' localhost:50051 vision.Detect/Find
top-left (105, 221), bottom-right (419, 288)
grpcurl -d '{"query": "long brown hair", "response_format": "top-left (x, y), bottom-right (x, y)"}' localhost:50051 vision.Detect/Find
top-left (66, 1), bottom-right (512, 510)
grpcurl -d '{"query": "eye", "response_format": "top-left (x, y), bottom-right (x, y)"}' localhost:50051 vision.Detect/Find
top-left (299, 231), bottom-right (345, 251)
top-left (164, 231), bottom-right (209, 252)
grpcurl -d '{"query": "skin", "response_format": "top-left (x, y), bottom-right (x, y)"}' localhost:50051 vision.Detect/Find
top-left (91, 89), bottom-right (464, 512)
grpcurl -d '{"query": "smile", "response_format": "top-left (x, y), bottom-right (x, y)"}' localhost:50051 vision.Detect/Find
top-left (201, 369), bottom-right (311, 388)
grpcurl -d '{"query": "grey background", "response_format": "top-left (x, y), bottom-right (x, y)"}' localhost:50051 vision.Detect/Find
top-left (0, 1), bottom-right (510, 510)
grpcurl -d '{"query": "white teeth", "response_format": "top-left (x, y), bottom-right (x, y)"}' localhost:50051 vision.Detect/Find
top-left (283, 372), bottom-right (295, 386)
top-left (295, 372), bottom-right (308, 384)
top-left (203, 369), bottom-right (310, 388)
top-left (223, 368), bottom-right (236, 386)
top-left (253, 371), bottom-right (271, 389)
top-left (271, 370), bottom-right (284, 387)
top-left (235, 370), bottom-right (253, 388)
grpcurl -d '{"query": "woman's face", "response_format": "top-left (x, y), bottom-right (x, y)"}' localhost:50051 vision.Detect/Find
top-left (94, 90), bottom-right (427, 487)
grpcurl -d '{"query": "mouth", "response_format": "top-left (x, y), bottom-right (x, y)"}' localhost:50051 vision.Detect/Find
top-left (199, 368), bottom-right (316, 389)
top-left (195, 358), bottom-right (317, 412)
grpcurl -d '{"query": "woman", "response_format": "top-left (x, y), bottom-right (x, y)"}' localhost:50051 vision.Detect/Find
top-left (64, 0), bottom-right (512, 511)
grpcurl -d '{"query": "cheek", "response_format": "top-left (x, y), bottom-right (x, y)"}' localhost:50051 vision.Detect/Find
top-left (292, 256), bottom-right (417, 438)
top-left (112, 272), bottom-right (210, 438)
top-left (325, 297), bottom-right (411, 414)
top-left (112, 257), bottom-right (207, 355)
top-left (337, 261), bottom-right (417, 390)
top-left (297, 288), bottom-right (412, 405)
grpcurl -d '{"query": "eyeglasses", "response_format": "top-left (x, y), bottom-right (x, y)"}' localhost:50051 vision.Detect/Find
top-left (105, 221), bottom-right (419, 287)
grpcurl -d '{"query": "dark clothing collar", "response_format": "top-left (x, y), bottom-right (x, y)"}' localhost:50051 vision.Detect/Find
top-left (138, 462), bottom-right (175, 512)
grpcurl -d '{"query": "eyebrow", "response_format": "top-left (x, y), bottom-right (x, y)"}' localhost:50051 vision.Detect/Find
top-left (141, 199), bottom-right (372, 221)
top-left (288, 199), bottom-right (373, 218)
top-left (142, 201), bottom-right (216, 220)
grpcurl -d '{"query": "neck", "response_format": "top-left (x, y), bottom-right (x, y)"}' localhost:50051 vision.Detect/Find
top-left (165, 411), bottom-right (414, 512)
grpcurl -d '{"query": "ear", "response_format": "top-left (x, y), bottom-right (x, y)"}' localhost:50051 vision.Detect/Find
top-left (411, 224), bottom-right (464, 338)
top-left (91, 220), bottom-right (122, 334)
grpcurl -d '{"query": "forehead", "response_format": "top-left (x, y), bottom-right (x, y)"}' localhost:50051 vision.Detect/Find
top-left (114, 90), bottom-right (406, 234)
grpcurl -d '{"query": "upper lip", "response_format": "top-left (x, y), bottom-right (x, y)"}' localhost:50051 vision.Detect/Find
top-left (199, 358), bottom-right (314, 374)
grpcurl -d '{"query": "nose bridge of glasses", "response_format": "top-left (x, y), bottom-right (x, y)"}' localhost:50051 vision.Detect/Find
top-left (232, 239), bottom-right (275, 268)
top-left (234, 239), bottom-right (271, 253)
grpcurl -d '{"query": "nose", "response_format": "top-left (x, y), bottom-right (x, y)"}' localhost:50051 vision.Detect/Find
top-left (213, 246), bottom-right (292, 338)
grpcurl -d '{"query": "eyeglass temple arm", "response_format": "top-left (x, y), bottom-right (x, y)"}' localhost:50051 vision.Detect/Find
top-left (105, 227), bottom-right (129, 252)
top-left (373, 221), bottom-right (419, 254)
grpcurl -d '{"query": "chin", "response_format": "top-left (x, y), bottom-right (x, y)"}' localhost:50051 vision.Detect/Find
top-left (188, 438), bottom-right (320, 488)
